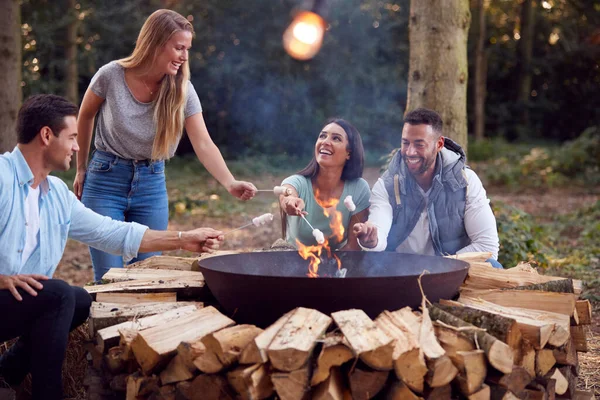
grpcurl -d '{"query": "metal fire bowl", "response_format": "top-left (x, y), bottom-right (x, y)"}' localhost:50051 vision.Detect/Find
top-left (197, 251), bottom-right (469, 327)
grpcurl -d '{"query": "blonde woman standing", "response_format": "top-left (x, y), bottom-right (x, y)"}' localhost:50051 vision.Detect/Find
top-left (74, 9), bottom-right (256, 281)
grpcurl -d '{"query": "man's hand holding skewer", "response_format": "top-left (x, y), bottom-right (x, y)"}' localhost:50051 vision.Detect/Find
top-left (353, 222), bottom-right (378, 249)
top-left (180, 228), bottom-right (224, 253)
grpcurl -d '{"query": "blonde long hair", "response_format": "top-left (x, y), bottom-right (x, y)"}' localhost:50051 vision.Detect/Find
top-left (118, 9), bottom-right (193, 160)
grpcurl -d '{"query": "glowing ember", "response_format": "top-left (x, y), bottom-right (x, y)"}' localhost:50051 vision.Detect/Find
top-left (296, 189), bottom-right (345, 277)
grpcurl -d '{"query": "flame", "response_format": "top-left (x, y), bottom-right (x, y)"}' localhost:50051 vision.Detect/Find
top-left (296, 189), bottom-right (345, 277)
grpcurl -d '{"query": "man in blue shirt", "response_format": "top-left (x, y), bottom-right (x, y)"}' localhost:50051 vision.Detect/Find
top-left (0, 94), bottom-right (224, 400)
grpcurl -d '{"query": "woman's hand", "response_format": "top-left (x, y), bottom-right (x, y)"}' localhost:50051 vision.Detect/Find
top-left (73, 170), bottom-right (86, 200)
top-left (281, 196), bottom-right (307, 217)
top-left (227, 180), bottom-right (257, 201)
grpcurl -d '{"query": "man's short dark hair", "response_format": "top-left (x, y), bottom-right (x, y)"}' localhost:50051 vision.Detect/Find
top-left (17, 94), bottom-right (78, 144)
top-left (404, 108), bottom-right (443, 135)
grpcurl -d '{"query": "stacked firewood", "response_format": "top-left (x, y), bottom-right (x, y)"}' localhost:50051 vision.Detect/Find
top-left (83, 253), bottom-right (596, 400)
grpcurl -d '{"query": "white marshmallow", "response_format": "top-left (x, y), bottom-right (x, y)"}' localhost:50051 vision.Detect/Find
top-left (344, 195), bottom-right (356, 212)
top-left (273, 186), bottom-right (292, 196)
top-left (312, 229), bottom-right (325, 244)
top-left (252, 213), bottom-right (274, 226)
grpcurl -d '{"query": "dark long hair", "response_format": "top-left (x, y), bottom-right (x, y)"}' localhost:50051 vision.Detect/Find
top-left (281, 118), bottom-right (365, 239)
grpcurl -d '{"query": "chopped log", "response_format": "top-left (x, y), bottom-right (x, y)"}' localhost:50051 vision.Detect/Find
top-left (119, 328), bottom-right (138, 361)
top-left (310, 332), bottom-right (354, 386)
top-left (522, 377), bottom-right (556, 400)
top-left (553, 337), bottom-right (578, 368)
top-left (427, 305), bottom-right (514, 374)
top-left (436, 302), bottom-right (523, 351)
top-left (126, 372), bottom-right (160, 399)
top-left (271, 365), bottom-right (311, 400)
top-left (95, 292), bottom-right (177, 304)
top-left (160, 354), bottom-right (195, 385)
top-left (176, 339), bottom-right (225, 373)
top-left (446, 251), bottom-right (493, 263)
top-left (128, 255), bottom-right (199, 271)
top-left (240, 311), bottom-right (293, 364)
top-left (383, 379), bottom-right (424, 400)
top-left (458, 289), bottom-right (578, 318)
top-left (186, 374), bottom-right (235, 400)
top-left (102, 267), bottom-right (204, 282)
top-left (332, 309), bottom-right (394, 371)
top-left (175, 381), bottom-right (193, 400)
top-left (489, 384), bottom-right (519, 400)
top-left (88, 301), bottom-right (200, 336)
top-left (545, 368), bottom-right (568, 396)
top-left (426, 355), bottom-right (458, 388)
top-left (227, 363), bottom-right (273, 400)
top-left (468, 384), bottom-right (491, 400)
top-left (462, 262), bottom-right (583, 294)
top-left (536, 349), bottom-right (556, 377)
top-left (131, 306), bottom-right (235, 374)
top-left (96, 304), bottom-right (200, 353)
top-left (375, 310), bottom-right (426, 392)
top-left (571, 325), bottom-right (588, 352)
top-left (422, 384), bottom-right (452, 400)
top-left (519, 341), bottom-right (536, 378)
top-left (448, 297), bottom-right (569, 349)
top-left (348, 366), bottom-right (389, 400)
top-left (312, 368), bottom-right (345, 400)
top-left (454, 350), bottom-right (487, 396)
top-left (558, 366), bottom-right (576, 399)
top-left (84, 277), bottom-right (205, 300)
top-left (193, 344), bottom-right (224, 373)
top-left (148, 384), bottom-right (176, 400)
top-left (575, 300), bottom-right (592, 325)
top-left (486, 366), bottom-right (533, 394)
top-left (105, 346), bottom-right (126, 374)
top-left (202, 324), bottom-right (263, 369)
top-left (267, 307), bottom-right (331, 371)
top-left (511, 279), bottom-right (574, 293)
top-left (547, 326), bottom-right (571, 348)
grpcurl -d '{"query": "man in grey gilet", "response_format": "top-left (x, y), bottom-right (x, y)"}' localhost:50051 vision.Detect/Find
top-left (354, 108), bottom-right (502, 268)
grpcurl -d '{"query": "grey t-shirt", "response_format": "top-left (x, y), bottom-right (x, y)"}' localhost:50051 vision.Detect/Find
top-left (89, 61), bottom-right (203, 160)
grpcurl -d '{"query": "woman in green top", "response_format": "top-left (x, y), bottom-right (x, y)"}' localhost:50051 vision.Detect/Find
top-left (280, 119), bottom-right (370, 250)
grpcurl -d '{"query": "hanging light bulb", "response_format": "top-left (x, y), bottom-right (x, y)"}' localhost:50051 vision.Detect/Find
top-left (283, 1), bottom-right (328, 61)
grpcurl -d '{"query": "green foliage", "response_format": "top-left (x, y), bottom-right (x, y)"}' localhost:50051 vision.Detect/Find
top-left (493, 201), bottom-right (549, 268)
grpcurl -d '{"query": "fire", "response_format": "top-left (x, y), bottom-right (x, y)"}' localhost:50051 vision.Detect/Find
top-left (296, 189), bottom-right (344, 277)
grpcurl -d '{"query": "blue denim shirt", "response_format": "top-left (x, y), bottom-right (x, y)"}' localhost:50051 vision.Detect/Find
top-left (0, 147), bottom-right (148, 277)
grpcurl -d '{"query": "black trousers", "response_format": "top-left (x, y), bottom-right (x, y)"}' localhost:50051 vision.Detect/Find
top-left (0, 279), bottom-right (92, 400)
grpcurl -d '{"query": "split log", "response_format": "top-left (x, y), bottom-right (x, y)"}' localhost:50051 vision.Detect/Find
top-left (511, 279), bottom-right (574, 293)
top-left (535, 349), bottom-right (556, 377)
top-left (184, 374), bottom-right (235, 400)
top-left (88, 301), bottom-right (200, 336)
top-left (348, 366), bottom-right (389, 400)
top-left (422, 384), bottom-right (452, 400)
top-left (489, 384), bottom-right (519, 400)
top-left (131, 306), bottom-right (235, 374)
top-left (126, 372), bottom-right (160, 399)
top-left (148, 384), bottom-right (176, 400)
top-left (267, 307), bottom-right (331, 371)
top-left (227, 363), bottom-right (273, 400)
top-left (552, 337), bottom-right (578, 368)
top-left (462, 262), bottom-right (583, 294)
top-left (458, 289), bottom-right (578, 318)
top-left (427, 305), bottom-right (514, 374)
top-left (545, 367), bottom-right (568, 396)
top-left (128, 255), bottom-right (199, 271)
top-left (426, 355), bottom-right (459, 389)
top-left (454, 350), bottom-right (487, 396)
top-left (84, 277), bottom-right (205, 299)
top-left (436, 302), bottom-right (523, 351)
top-left (240, 311), bottom-right (293, 365)
top-left (447, 297), bottom-right (569, 349)
top-left (570, 325), bottom-right (588, 352)
top-left (271, 365), bottom-right (311, 400)
top-left (160, 354), bottom-right (195, 385)
top-left (202, 324), bottom-right (263, 369)
top-left (105, 346), bottom-right (126, 374)
top-left (486, 366), bottom-right (532, 394)
top-left (312, 368), bottom-right (345, 400)
top-left (575, 300), bottom-right (592, 325)
top-left (383, 379), bottom-right (424, 400)
top-left (375, 310), bottom-right (427, 392)
top-left (102, 267), bottom-right (204, 282)
top-left (519, 341), bottom-right (536, 378)
top-left (332, 309), bottom-right (394, 371)
top-left (96, 304), bottom-right (200, 353)
top-left (521, 377), bottom-right (556, 400)
top-left (310, 332), bottom-right (354, 386)
top-left (468, 384), bottom-right (491, 400)
top-left (445, 251), bottom-right (493, 263)
top-left (419, 304), bottom-right (458, 388)
top-left (558, 366), bottom-right (577, 399)
top-left (95, 292), bottom-right (177, 304)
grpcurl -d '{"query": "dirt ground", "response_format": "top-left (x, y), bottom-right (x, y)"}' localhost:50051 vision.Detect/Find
top-left (54, 167), bottom-right (600, 395)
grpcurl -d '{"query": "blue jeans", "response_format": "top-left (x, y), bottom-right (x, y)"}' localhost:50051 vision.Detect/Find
top-left (81, 150), bottom-right (169, 281)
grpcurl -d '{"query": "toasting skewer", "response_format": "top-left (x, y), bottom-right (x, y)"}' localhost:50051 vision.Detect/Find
top-left (256, 186), bottom-right (293, 196)
top-left (300, 215), bottom-right (325, 244)
top-left (223, 213), bottom-right (274, 236)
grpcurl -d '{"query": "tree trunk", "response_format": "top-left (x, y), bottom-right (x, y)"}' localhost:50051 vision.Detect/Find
top-left (0, 0), bottom-right (21, 153)
top-left (473, 0), bottom-right (487, 141)
top-left (65, 0), bottom-right (80, 104)
top-left (516, 0), bottom-right (535, 128)
top-left (407, 0), bottom-right (471, 151)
